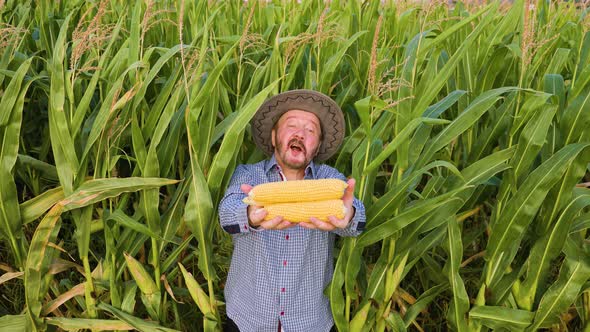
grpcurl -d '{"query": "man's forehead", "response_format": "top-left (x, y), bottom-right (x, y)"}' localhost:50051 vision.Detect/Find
top-left (279, 109), bottom-right (320, 124)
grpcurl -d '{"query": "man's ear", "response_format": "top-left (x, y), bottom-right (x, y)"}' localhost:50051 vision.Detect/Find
top-left (271, 128), bottom-right (276, 148)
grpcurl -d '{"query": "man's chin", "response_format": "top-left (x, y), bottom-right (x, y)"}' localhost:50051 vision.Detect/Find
top-left (284, 157), bottom-right (308, 169)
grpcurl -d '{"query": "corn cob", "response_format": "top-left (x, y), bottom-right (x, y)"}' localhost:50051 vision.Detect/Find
top-left (243, 179), bottom-right (347, 205)
top-left (263, 199), bottom-right (346, 222)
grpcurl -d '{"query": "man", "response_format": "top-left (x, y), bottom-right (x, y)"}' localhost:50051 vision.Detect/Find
top-left (219, 90), bottom-right (366, 332)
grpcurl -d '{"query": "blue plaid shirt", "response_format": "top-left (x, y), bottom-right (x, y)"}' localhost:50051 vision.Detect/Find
top-left (218, 155), bottom-right (365, 332)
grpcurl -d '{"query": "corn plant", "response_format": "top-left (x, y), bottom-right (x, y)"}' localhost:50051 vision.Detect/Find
top-left (0, 0), bottom-right (589, 331)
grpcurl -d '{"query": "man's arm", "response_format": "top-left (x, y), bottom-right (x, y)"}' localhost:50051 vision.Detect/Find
top-left (218, 165), bottom-right (258, 235)
top-left (218, 165), bottom-right (292, 234)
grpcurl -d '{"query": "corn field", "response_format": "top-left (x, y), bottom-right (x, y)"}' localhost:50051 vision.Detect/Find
top-left (1, 0), bottom-right (590, 330)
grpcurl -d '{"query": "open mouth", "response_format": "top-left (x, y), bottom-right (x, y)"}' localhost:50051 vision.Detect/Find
top-left (288, 139), bottom-right (305, 154)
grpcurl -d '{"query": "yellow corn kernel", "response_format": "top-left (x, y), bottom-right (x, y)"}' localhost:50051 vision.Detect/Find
top-left (263, 199), bottom-right (346, 223)
top-left (244, 179), bottom-right (347, 205)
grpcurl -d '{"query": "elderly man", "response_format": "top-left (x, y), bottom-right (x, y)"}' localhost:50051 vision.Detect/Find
top-left (219, 90), bottom-right (366, 332)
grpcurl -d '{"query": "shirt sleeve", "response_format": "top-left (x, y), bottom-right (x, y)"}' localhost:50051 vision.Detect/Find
top-left (218, 164), bottom-right (261, 235)
top-left (333, 196), bottom-right (365, 237)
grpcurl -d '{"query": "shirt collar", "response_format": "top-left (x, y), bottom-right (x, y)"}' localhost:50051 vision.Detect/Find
top-left (265, 154), bottom-right (318, 179)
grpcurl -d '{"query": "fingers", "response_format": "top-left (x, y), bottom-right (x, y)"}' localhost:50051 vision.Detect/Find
top-left (343, 178), bottom-right (355, 204)
top-left (259, 216), bottom-right (295, 230)
top-left (328, 215), bottom-right (348, 228)
top-left (247, 206), bottom-right (267, 227)
top-left (300, 217), bottom-right (345, 231)
top-left (241, 184), bottom-right (253, 195)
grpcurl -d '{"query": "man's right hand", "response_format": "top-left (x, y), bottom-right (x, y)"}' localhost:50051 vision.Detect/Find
top-left (241, 184), bottom-right (295, 230)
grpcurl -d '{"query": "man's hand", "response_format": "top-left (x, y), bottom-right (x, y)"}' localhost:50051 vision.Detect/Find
top-left (241, 184), bottom-right (296, 230)
top-left (299, 178), bottom-right (356, 231)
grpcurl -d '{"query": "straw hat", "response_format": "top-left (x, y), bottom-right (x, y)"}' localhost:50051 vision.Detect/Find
top-left (251, 89), bottom-right (345, 162)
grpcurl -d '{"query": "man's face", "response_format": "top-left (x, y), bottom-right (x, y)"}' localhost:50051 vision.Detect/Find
top-left (271, 110), bottom-right (322, 170)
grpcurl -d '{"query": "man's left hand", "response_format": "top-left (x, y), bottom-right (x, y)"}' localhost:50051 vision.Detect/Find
top-left (299, 178), bottom-right (356, 231)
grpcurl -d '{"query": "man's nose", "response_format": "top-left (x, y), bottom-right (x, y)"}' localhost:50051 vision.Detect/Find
top-left (293, 128), bottom-right (305, 139)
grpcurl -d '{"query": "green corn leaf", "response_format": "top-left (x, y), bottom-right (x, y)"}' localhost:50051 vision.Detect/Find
top-left (178, 263), bottom-right (213, 316)
top-left (184, 155), bottom-right (215, 280)
top-left (329, 239), bottom-right (352, 332)
top-left (367, 160), bottom-right (461, 226)
top-left (97, 302), bottom-right (180, 332)
top-left (561, 92), bottom-right (590, 146)
top-left (544, 48), bottom-right (570, 77)
top-left (445, 217), bottom-right (469, 332)
top-left (46, 318), bottom-right (133, 331)
top-left (460, 146), bottom-right (516, 186)
top-left (319, 30), bottom-right (366, 92)
top-left (509, 92), bottom-right (553, 138)
top-left (417, 87), bottom-right (518, 168)
top-left (416, 3), bottom-right (493, 59)
top-left (543, 74), bottom-right (565, 118)
top-left (207, 79), bottom-right (280, 202)
top-left (80, 62), bottom-right (143, 164)
top-left (0, 315), bottom-right (26, 332)
top-left (384, 251), bottom-right (409, 306)
top-left (107, 210), bottom-right (166, 241)
top-left (0, 57), bottom-right (32, 126)
top-left (349, 301), bottom-right (372, 332)
top-left (402, 226), bottom-right (447, 276)
top-left (468, 92), bottom-right (517, 162)
top-left (572, 31), bottom-right (590, 94)
top-left (355, 96), bottom-right (371, 138)
top-left (17, 154), bottom-right (58, 181)
top-left (25, 203), bottom-right (63, 329)
top-left (357, 187), bottom-right (470, 248)
top-left (570, 212), bottom-right (590, 233)
top-left (48, 13), bottom-right (78, 195)
top-left (127, 0), bottom-right (142, 72)
top-left (409, 90), bottom-right (467, 164)
top-left (71, 17), bottom-right (124, 139)
top-left (365, 249), bottom-right (389, 303)
top-left (188, 40), bottom-right (238, 124)
top-left (124, 253), bottom-right (161, 321)
top-left (132, 112), bottom-right (147, 174)
top-left (124, 253), bottom-right (158, 295)
top-left (364, 117), bottom-right (449, 175)
top-left (526, 252), bottom-right (590, 331)
top-left (132, 44), bottom-right (187, 113)
top-left (403, 283), bottom-right (449, 327)
top-left (0, 65), bottom-right (34, 268)
top-left (518, 188), bottom-right (590, 310)
top-left (469, 306), bottom-right (534, 331)
top-left (61, 177), bottom-right (179, 212)
top-left (384, 311), bottom-right (407, 332)
top-left (412, 6), bottom-right (495, 118)
top-left (485, 143), bottom-right (590, 289)
top-left (511, 104), bottom-right (557, 182)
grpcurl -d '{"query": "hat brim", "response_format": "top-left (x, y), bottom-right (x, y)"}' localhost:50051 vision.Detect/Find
top-left (251, 90), bottom-right (345, 162)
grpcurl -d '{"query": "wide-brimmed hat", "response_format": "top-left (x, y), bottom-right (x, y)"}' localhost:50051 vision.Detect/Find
top-left (251, 89), bottom-right (345, 162)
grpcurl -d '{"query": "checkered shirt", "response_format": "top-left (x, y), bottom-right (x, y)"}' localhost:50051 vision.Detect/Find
top-left (218, 155), bottom-right (366, 332)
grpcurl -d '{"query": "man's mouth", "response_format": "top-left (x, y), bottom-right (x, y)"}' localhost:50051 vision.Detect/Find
top-left (288, 139), bottom-right (305, 154)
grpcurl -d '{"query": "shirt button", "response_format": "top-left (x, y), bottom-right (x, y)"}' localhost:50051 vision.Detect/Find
top-left (281, 288), bottom-right (286, 292)
top-left (283, 260), bottom-right (287, 266)
top-left (280, 311), bottom-right (285, 316)
top-left (285, 235), bottom-right (289, 240)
